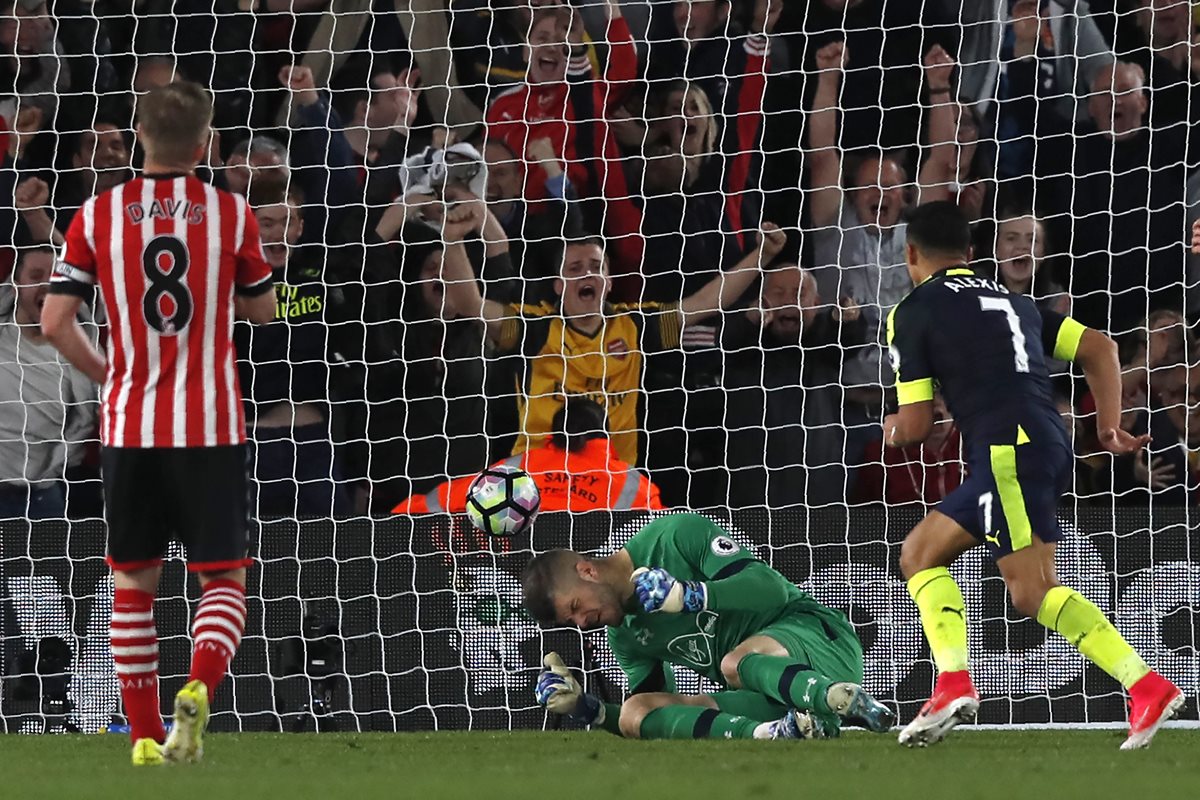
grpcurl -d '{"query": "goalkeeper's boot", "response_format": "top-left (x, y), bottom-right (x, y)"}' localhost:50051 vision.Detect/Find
top-left (825, 682), bottom-right (896, 732)
top-left (898, 670), bottom-right (979, 748)
top-left (131, 738), bottom-right (166, 767)
top-left (1121, 671), bottom-right (1184, 751)
top-left (163, 680), bottom-right (209, 764)
top-left (760, 709), bottom-right (835, 740)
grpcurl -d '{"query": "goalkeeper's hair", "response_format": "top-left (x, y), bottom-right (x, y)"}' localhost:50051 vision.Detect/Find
top-left (906, 201), bottom-right (972, 259)
top-left (137, 81), bottom-right (213, 166)
top-left (521, 549), bottom-right (583, 624)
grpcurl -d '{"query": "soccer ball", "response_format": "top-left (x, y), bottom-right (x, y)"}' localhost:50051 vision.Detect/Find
top-left (465, 464), bottom-right (541, 537)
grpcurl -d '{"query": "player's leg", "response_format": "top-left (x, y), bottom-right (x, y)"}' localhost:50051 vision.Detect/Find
top-left (620, 691), bottom-right (818, 741)
top-left (999, 538), bottom-right (1183, 750)
top-left (720, 630), bottom-right (893, 733)
top-left (102, 447), bottom-right (173, 766)
top-left (162, 445), bottom-right (253, 763)
top-left (896, 502), bottom-right (983, 747)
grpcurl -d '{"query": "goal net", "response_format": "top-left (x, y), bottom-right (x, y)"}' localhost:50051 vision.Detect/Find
top-left (1, 0), bottom-right (1198, 733)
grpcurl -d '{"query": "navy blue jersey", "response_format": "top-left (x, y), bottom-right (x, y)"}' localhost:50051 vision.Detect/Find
top-left (887, 267), bottom-right (1086, 451)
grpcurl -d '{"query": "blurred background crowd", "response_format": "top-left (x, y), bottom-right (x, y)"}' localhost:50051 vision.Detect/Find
top-left (0, 0), bottom-right (1197, 521)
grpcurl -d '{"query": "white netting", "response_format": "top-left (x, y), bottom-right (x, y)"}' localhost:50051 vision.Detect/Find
top-left (0, 0), bottom-right (1197, 732)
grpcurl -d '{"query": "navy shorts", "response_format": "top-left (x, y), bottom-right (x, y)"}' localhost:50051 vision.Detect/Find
top-left (936, 438), bottom-right (1072, 559)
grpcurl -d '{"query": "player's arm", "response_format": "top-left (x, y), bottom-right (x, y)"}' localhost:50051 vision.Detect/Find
top-left (1042, 310), bottom-right (1150, 454)
top-left (234, 196), bottom-right (277, 323)
top-left (41, 293), bottom-right (106, 385)
top-left (43, 209), bottom-right (106, 384)
top-left (679, 223), bottom-right (785, 328)
top-left (631, 516), bottom-right (792, 614)
top-left (441, 203), bottom-right (507, 340)
top-left (882, 302), bottom-right (934, 447)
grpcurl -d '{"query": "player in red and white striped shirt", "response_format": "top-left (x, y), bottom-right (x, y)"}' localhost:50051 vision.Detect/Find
top-left (41, 82), bottom-right (277, 768)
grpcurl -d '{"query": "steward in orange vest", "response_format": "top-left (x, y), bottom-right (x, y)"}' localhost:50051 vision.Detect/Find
top-left (393, 399), bottom-right (663, 514)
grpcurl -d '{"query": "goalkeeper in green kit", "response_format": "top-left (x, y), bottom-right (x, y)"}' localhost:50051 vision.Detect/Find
top-left (521, 513), bottom-right (894, 740)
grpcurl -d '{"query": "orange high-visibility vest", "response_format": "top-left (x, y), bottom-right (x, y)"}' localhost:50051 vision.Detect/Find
top-left (392, 438), bottom-right (664, 514)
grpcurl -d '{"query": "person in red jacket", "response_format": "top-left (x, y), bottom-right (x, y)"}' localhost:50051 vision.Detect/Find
top-left (485, 0), bottom-right (643, 279)
top-left (854, 393), bottom-right (964, 505)
top-left (393, 398), bottom-right (663, 514)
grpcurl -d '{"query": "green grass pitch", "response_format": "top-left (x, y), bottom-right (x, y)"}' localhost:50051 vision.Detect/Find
top-left (5, 730), bottom-right (1200, 800)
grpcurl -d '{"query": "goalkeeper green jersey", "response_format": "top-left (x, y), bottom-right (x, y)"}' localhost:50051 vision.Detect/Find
top-left (607, 513), bottom-right (838, 689)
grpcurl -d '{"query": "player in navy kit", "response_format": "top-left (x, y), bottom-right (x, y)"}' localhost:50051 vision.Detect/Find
top-left (883, 202), bottom-right (1182, 750)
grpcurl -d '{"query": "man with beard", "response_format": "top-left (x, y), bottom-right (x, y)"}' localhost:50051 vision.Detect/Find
top-left (48, 111), bottom-right (133, 231)
top-left (521, 512), bottom-right (894, 740)
top-left (724, 264), bottom-right (864, 508)
top-left (0, 246), bottom-right (96, 519)
top-left (439, 204), bottom-right (785, 466)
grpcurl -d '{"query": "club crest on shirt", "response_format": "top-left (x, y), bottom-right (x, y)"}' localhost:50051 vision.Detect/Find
top-left (711, 536), bottom-right (740, 557)
top-left (888, 345), bottom-right (901, 372)
top-left (607, 338), bottom-right (629, 360)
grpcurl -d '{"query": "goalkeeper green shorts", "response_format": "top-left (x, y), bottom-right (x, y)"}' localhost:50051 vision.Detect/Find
top-left (757, 604), bottom-right (864, 684)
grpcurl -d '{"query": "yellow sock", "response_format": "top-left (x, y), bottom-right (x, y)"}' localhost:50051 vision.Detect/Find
top-left (907, 567), bottom-right (969, 673)
top-left (1036, 586), bottom-right (1150, 689)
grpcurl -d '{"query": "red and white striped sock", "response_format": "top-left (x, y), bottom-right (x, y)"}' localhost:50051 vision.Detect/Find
top-left (110, 588), bottom-right (165, 744)
top-left (188, 578), bottom-right (246, 697)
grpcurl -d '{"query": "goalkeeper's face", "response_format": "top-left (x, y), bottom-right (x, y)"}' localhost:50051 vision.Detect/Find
top-left (554, 573), bottom-right (626, 630)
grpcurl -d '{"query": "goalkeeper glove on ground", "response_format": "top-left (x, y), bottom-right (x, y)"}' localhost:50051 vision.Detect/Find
top-left (631, 567), bottom-right (707, 613)
top-left (534, 652), bottom-right (605, 726)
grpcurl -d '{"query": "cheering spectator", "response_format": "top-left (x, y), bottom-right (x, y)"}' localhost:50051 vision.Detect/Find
top-left (236, 178), bottom-right (353, 518)
top-left (484, 136), bottom-right (583, 298)
top-left (49, 108), bottom-right (132, 231)
top-left (984, 210), bottom-right (1069, 313)
top-left (392, 398), bottom-right (663, 514)
top-left (957, 0), bottom-right (1113, 183)
top-left (855, 393), bottom-right (964, 506)
top-left (806, 40), bottom-right (913, 475)
top-left (331, 59), bottom-right (423, 207)
top-left (276, 65), bottom-right (360, 241)
top-left (440, 201), bottom-right (785, 466)
top-left (723, 263), bottom-right (865, 508)
top-left (638, 20), bottom-right (770, 304)
top-left (0, 246), bottom-right (97, 519)
top-left (0, 0), bottom-right (70, 121)
top-left (1109, 0), bottom-right (1200, 143)
top-left (776, 0), bottom-right (956, 150)
top-left (1037, 61), bottom-right (1187, 334)
top-left (486, 0), bottom-right (643, 277)
top-left (916, 45), bottom-right (993, 222)
top-left (223, 135), bottom-right (289, 197)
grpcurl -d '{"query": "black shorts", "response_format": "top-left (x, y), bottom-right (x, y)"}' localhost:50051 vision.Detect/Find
top-left (936, 438), bottom-right (1073, 559)
top-left (101, 445), bottom-right (252, 573)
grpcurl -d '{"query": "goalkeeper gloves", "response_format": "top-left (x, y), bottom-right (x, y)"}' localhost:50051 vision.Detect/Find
top-left (631, 567), bottom-right (707, 614)
top-left (534, 652), bottom-right (605, 726)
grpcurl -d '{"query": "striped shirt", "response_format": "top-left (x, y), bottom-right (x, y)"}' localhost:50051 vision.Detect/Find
top-left (48, 173), bottom-right (273, 448)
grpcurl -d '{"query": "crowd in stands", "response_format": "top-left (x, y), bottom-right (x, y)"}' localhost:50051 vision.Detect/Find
top-left (0, 0), bottom-right (1197, 520)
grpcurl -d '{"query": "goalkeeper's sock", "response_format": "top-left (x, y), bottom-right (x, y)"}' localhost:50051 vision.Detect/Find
top-left (734, 655), bottom-right (835, 715)
top-left (188, 579), bottom-right (246, 697)
top-left (111, 588), bottom-right (165, 744)
top-left (711, 689), bottom-right (789, 722)
top-left (1037, 586), bottom-right (1150, 688)
top-left (639, 706), bottom-right (761, 740)
top-left (907, 567), bottom-right (970, 673)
